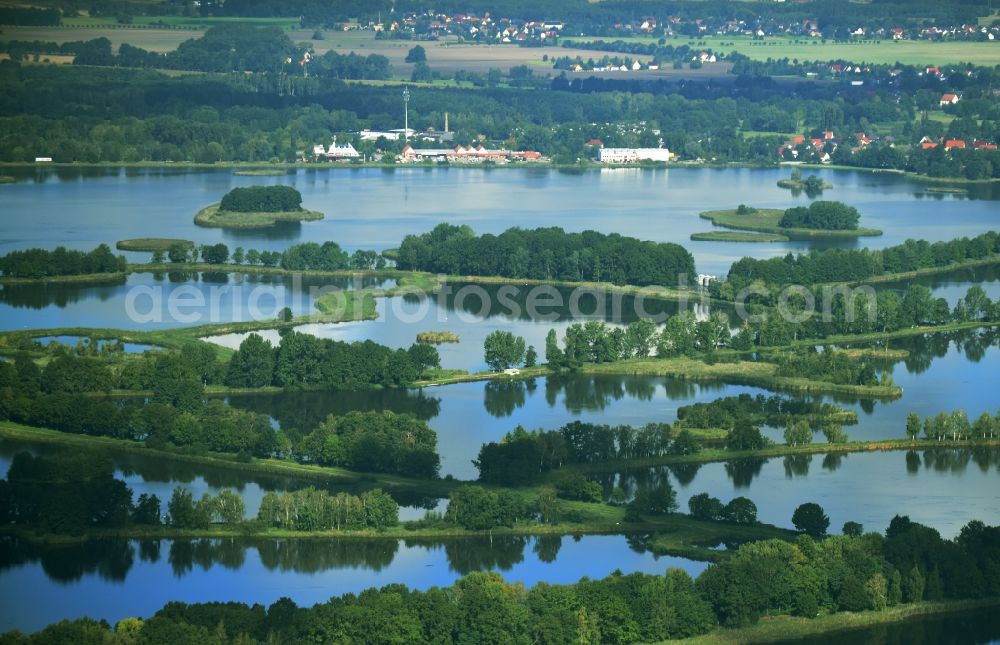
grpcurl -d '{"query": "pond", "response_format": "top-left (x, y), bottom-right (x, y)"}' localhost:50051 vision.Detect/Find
top-left (0, 271), bottom-right (394, 331)
top-left (0, 534), bottom-right (706, 634)
top-left (2, 166), bottom-right (998, 277)
top-left (206, 286), bottom-right (716, 373)
top-left (33, 335), bottom-right (157, 354)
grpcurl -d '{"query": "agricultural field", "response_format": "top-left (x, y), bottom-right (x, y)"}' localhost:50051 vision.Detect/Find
top-left (0, 24), bottom-right (202, 52)
top-left (297, 30), bottom-right (733, 78)
top-left (607, 34), bottom-right (1000, 67)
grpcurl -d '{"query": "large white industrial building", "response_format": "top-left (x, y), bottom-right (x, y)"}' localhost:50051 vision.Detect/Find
top-left (598, 147), bottom-right (671, 163)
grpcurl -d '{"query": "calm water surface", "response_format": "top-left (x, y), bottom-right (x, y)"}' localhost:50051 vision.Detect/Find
top-left (3, 167), bottom-right (999, 276)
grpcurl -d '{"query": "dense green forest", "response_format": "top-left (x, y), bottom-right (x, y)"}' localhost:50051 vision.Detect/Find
top-left (0, 244), bottom-right (126, 279)
top-left (779, 201), bottom-right (860, 231)
top-left (396, 224), bottom-right (696, 286)
top-left (219, 185), bottom-right (302, 213)
top-left (4, 515), bottom-right (999, 643)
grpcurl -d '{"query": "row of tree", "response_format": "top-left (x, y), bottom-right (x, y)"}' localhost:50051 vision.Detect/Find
top-left (159, 240), bottom-right (386, 271)
top-left (906, 408), bottom-right (1000, 442)
top-left (256, 487), bottom-right (398, 531)
top-left (0, 244), bottom-right (125, 279)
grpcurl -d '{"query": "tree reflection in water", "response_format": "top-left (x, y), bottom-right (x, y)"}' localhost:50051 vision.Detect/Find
top-left (0, 534), bottom-right (660, 584)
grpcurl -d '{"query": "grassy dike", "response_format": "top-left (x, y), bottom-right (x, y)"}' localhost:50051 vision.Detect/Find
top-left (666, 597), bottom-right (1000, 644)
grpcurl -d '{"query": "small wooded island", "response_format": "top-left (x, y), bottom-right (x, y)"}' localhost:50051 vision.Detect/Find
top-left (195, 185), bottom-right (324, 229)
top-left (693, 201), bottom-right (882, 242)
top-left (777, 168), bottom-right (833, 194)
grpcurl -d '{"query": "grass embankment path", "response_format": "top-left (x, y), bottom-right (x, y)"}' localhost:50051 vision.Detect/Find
top-left (665, 597), bottom-right (1000, 644)
top-left (691, 231), bottom-right (789, 242)
top-left (194, 203), bottom-right (324, 229)
top-left (698, 208), bottom-right (883, 239)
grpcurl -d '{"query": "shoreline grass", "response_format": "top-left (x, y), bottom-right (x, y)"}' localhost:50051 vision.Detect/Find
top-left (115, 237), bottom-right (193, 252)
top-left (690, 231), bottom-right (789, 242)
top-left (193, 203), bottom-right (325, 229)
top-left (699, 208), bottom-right (883, 239)
top-left (0, 272), bottom-right (127, 285)
top-left (665, 597), bottom-right (1000, 644)
top-left (416, 330), bottom-right (461, 344)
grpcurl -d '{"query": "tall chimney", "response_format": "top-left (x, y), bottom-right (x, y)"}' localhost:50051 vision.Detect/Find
top-left (444, 112), bottom-right (449, 133)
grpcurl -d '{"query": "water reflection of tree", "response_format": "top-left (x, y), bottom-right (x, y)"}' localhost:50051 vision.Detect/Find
top-left (532, 535), bottom-right (562, 563)
top-left (444, 536), bottom-right (528, 574)
top-left (0, 538), bottom-right (134, 583)
top-left (725, 458), bottom-right (767, 488)
top-left (227, 389), bottom-right (441, 434)
top-left (0, 281), bottom-right (122, 310)
top-left (822, 452), bottom-right (846, 472)
top-left (783, 454), bottom-right (811, 478)
top-left (919, 448), bottom-right (1000, 475)
top-left (483, 379), bottom-right (528, 417)
top-left (667, 463), bottom-right (703, 487)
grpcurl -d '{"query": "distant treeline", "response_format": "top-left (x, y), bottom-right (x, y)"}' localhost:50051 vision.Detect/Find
top-left (397, 224), bottom-right (696, 286)
top-left (45, 27), bottom-right (393, 80)
top-left (219, 185), bottom-right (302, 213)
top-left (0, 244), bottom-right (125, 279)
top-left (724, 232), bottom-right (1000, 292)
top-left (0, 7), bottom-right (60, 26)
top-left (10, 515), bottom-right (1000, 642)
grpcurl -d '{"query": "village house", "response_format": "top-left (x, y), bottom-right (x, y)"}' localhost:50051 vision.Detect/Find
top-left (940, 93), bottom-right (961, 107)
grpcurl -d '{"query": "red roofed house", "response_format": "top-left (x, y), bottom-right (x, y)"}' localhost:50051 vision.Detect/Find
top-left (921, 142), bottom-right (938, 150)
top-left (974, 141), bottom-right (998, 151)
top-left (940, 93), bottom-right (961, 107)
top-left (944, 139), bottom-right (966, 151)
top-left (585, 139), bottom-right (604, 148)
